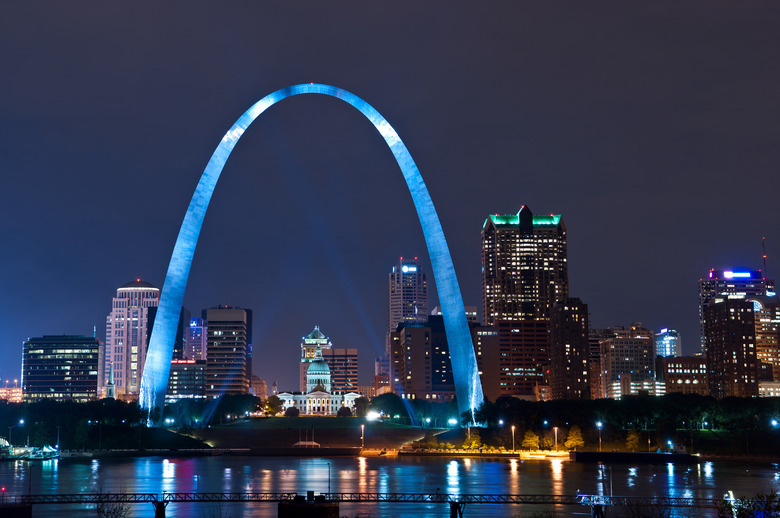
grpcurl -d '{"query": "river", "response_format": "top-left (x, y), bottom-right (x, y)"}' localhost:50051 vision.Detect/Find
top-left (0, 456), bottom-right (777, 517)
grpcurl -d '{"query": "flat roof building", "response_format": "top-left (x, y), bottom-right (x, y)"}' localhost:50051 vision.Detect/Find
top-left (23, 335), bottom-right (100, 403)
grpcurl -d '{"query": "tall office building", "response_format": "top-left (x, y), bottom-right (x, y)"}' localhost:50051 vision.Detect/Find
top-left (698, 268), bottom-right (774, 351)
top-left (103, 280), bottom-right (160, 400)
top-left (481, 206), bottom-right (568, 397)
top-left (704, 299), bottom-right (759, 398)
top-left (166, 359), bottom-right (206, 403)
top-left (187, 318), bottom-right (207, 361)
top-left (299, 326), bottom-right (332, 392)
top-left (204, 306), bottom-right (251, 397)
top-left (747, 296), bottom-right (780, 380)
top-left (23, 335), bottom-right (100, 403)
top-left (322, 348), bottom-right (359, 394)
top-left (482, 206), bottom-right (568, 323)
top-left (388, 258), bottom-right (428, 333)
top-left (598, 323), bottom-right (656, 399)
top-left (655, 329), bottom-right (681, 357)
top-left (549, 298), bottom-right (590, 400)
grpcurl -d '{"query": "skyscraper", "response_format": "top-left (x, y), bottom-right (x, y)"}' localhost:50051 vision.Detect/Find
top-left (598, 323), bottom-right (656, 399)
top-left (549, 298), bottom-right (590, 400)
top-left (481, 206), bottom-right (568, 397)
top-left (388, 257), bottom-right (428, 333)
top-left (204, 306), bottom-right (251, 397)
top-left (322, 348), bottom-right (359, 394)
top-left (103, 279), bottom-right (160, 400)
top-left (482, 206), bottom-right (568, 324)
top-left (698, 268), bottom-right (774, 351)
top-left (655, 329), bottom-right (681, 357)
top-left (23, 335), bottom-right (100, 403)
top-left (704, 299), bottom-right (759, 398)
top-left (747, 296), bottom-right (780, 380)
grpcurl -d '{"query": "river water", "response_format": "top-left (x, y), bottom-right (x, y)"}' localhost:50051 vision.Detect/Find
top-left (0, 456), bottom-right (777, 517)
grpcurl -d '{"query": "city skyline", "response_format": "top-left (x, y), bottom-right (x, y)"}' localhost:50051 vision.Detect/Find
top-left (2, 3), bottom-right (780, 391)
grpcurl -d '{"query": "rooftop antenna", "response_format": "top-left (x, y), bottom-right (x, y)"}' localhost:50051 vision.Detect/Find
top-left (763, 237), bottom-right (768, 279)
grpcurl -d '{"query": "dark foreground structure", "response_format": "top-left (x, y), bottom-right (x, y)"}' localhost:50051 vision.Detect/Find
top-left (0, 490), bottom-right (725, 518)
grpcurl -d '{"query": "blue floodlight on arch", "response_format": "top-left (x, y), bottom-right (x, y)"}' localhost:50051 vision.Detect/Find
top-left (138, 84), bottom-right (484, 422)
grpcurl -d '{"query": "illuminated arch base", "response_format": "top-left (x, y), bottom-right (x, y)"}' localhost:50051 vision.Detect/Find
top-left (139, 84), bottom-right (484, 423)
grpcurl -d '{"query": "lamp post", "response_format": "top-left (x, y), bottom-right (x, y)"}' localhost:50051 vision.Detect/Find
top-left (597, 421), bottom-right (603, 452)
top-left (511, 425), bottom-right (516, 453)
top-left (327, 462), bottom-right (331, 494)
top-left (553, 427), bottom-right (558, 451)
top-left (7, 426), bottom-right (14, 446)
top-left (361, 424), bottom-right (365, 450)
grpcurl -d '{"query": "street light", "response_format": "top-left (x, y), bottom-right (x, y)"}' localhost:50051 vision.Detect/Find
top-left (327, 462), bottom-right (331, 494)
top-left (361, 424), bottom-right (365, 449)
top-left (553, 427), bottom-right (558, 451)
top-left (597, 421), bottom-right (603, 452)
top-left (511, 425), bottom-right (516, 453)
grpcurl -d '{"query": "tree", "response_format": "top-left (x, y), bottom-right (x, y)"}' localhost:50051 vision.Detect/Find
top-left (337, 406), bottom-right (352, 417)
top-left (522, 430), bottom-right (540, 450)
top-left (354, 397), bottom-right (370, 417)
top-left (626, 428), bottom-right (641, 452)
top-left (284, 406), bottom-right (300, 417)
top-left (564, 426), bottom-right (585, 451)
top-left (265, 395), bottom-right (283, 415)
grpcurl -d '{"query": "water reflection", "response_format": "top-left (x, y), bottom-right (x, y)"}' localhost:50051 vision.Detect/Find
top-left (2, 457), bottom-right (779, 517)
top-left (550, 459), bottom-right (563, 494)
top-left (447, 460), bottom-right (460, 495)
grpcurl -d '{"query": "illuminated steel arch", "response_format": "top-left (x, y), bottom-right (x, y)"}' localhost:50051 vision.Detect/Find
top-left (139, 84), bottom-right (483, 421)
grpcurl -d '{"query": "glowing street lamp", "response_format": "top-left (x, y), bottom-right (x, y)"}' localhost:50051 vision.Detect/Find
top-left (361, 424), bottom-right (365, 449)
top-left (597, 421), bottom-right (603, 452)
top-left (771, 419), bottom-right (779, 429)
top-left (511, 425), bottom-right (516, 453)
top-left (553, 426), bottom-right (559, 451)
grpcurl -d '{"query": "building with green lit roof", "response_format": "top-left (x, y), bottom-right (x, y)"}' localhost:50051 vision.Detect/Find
top-left (481, 205), bottom-right (569, 398)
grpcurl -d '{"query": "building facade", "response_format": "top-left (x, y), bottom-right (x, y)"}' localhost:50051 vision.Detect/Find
top-left (166, 359), bottom-right (207, 403)
top-left (655, 329), bottom-right (681, 358)
top-left (204, 306), bottom-right (251, 397)
top-left (299, 326), bottom-right (332, 392)
top-left (278, 359), bottom-right (360, 415)
top-left (704, 299), bottom-right (759, 398)
top-left (747, 296), bottom-right (780, 380)
top-left (187, 318), bottom-right (207, 361)
top-left (322, 348), bottom-right (359, 394)
top-left (598, 323), bottom-right (655, 399)
top-left (656, 356), bottom-right (708, 396)
top-left (103, 280), bottom-right (159, 400)
top-left (698, 268), bottom-right (774, 351)
top-left (549, 298), bottom-right (590, 400)
top-left (481, 206), bottom-right (568, 397)
top-left (23, 335), bottom-right (100, 403)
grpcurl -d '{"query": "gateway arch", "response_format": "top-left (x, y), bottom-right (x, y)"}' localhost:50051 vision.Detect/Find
top-left (139, 84), bottom-right (484, 422)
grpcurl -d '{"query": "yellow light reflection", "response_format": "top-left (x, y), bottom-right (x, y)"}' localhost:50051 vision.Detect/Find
top-left (509, 459), bottom-right (520, 494)
top-left (550, 459), bottom-right (563, 494)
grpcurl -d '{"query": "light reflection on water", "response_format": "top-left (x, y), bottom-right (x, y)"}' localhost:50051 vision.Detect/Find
top-left (0, 456), bottom-right (778, 517)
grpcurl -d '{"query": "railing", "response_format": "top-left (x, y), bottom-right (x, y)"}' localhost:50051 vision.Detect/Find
top-left (0, 491), bottom-right (725, 516)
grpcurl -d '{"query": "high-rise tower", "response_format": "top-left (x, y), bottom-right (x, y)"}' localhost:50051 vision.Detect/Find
top-left (103, 280), bottom-right (160, 400)
top-left (698, 268), bottom-right (775, 351)
top-left (203, 306), bottom-right (251, 397)
top-left (482, 206), bottom-right (568, 324)
top-left (388, 258), bottom-right (428, 334)
top-left (481, 206), bottom-right (568, 397)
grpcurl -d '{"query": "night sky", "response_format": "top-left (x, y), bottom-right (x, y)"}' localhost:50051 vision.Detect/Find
top-left (2, 2), bottom-right (780, 391)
